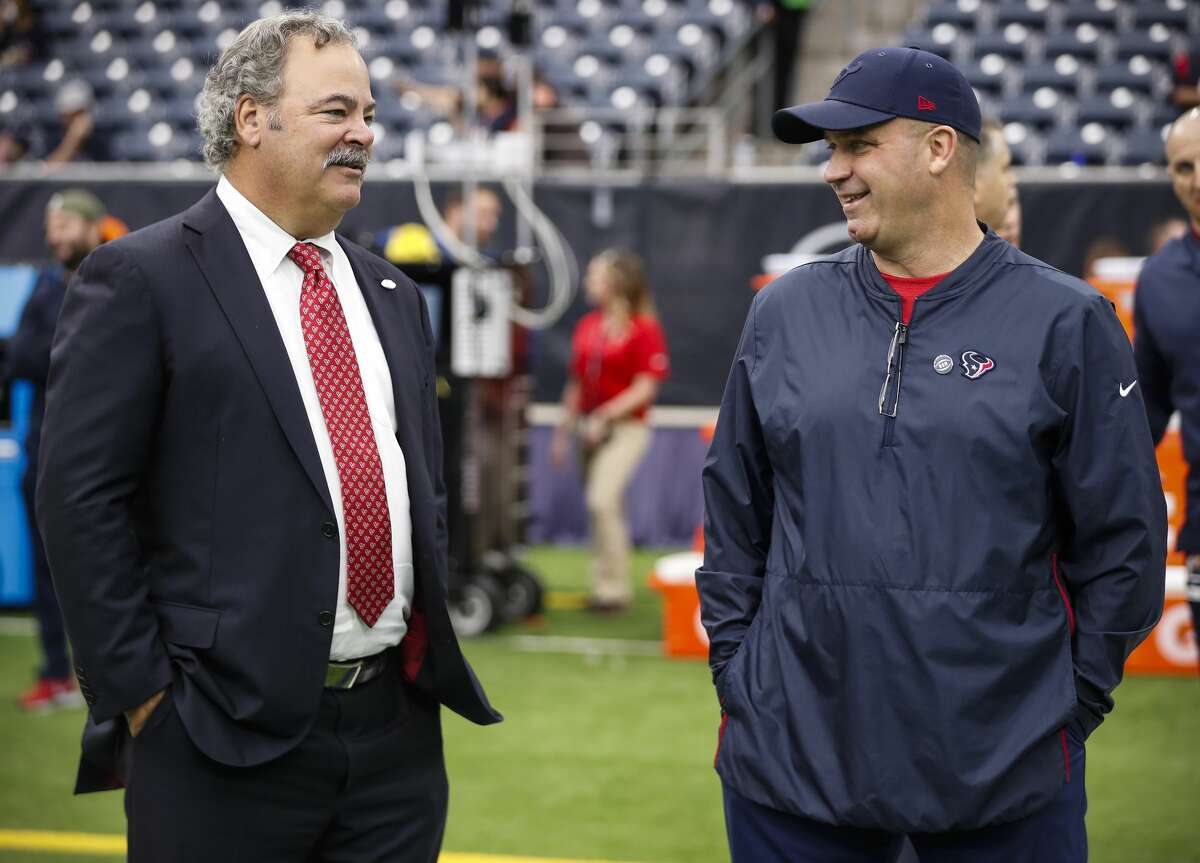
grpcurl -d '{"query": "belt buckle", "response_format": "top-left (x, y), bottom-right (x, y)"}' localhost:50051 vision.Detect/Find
top-left (326, 659), bottom-right (364, 689)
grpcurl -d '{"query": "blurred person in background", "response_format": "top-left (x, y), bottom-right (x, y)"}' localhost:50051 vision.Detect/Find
top-left (440, 186), bottom-right (503, 256)
top-left (476, 75), bottom-right (517, 134)
top-left (1171, 37), bottom-right (1200, 111)
top-left (1133, 107), bottom-right (1200, 668)
top-left (0, 0), bottom-right (41, 67)
top-left (757, 0), bottom-right (812, 117)
top-left (376, 186), bottom-right (503, 268)
top-left (1146, 216), bottom-right (1187, 255)
top-left (974, 118), bottom-right (1019, 245)
top-left (551, 249), bottom-right (669, 613)
top-left (7, 189), bottom-right (107, 712)
top-left (36, 12), bottom-right (498, 862)
top-left (1081, 235), bottom-right (1131, 282)
top-left (702, 46), bottom-right (1165, 862)
top-left (1001, 184), bottom-right (1022, 248)
top-left (0, 121), bottom-right (32, 166)
top-left (44, 78), bottom-right (110, 165)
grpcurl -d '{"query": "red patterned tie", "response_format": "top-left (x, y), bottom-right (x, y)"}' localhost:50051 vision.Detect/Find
top-left (289, 242), bottom-right (394, 627)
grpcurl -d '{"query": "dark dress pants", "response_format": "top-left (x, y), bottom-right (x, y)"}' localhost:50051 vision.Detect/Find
top-left (22, 463), bottom-right (70, 680)
top-left (725, 728), bottom-right (1087, 863)
top-left (125, 657), bottom-right (448, 863)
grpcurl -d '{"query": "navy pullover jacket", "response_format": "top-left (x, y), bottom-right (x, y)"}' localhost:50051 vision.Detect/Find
top-left (1134, 229), bottom-right (1200, 554)
top-left (699, 231), bottom-right (1166, 833)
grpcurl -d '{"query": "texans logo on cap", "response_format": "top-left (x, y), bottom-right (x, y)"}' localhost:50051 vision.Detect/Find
top-left (961, 350), bottom-right (995, 380)
top-left (832, 60), bottom-right (863, 86)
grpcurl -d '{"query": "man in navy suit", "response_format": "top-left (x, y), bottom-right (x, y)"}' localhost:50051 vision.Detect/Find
top-left (36, 11), bottom-right (499, 862)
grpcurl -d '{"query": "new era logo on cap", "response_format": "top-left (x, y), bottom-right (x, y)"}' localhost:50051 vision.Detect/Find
top-left (918, 96), bottom-right (937, 112)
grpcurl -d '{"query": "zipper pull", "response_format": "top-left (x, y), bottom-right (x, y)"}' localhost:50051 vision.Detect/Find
top-left (897, 322), bottom-right (908, 345)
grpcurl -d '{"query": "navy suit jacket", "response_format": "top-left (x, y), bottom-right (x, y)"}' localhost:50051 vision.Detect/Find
top-left (37, 189), bottom-right (500, 794)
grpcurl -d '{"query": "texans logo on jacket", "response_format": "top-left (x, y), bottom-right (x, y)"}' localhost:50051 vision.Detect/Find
top-left (961, 350), bottom-right (995, 380)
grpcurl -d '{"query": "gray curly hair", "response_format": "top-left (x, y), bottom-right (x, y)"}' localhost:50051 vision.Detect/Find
top-left (197, 10), bottom-right (357, 170)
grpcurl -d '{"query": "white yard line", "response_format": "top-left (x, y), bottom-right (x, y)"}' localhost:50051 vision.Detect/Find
top-left (0, 616), bottom-right (36, 637)
top-left (502, 635), bottom-right (665, 658)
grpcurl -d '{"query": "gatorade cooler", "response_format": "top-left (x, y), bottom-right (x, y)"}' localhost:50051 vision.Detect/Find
top-left (648, 551), bottom-right (707, 658)
top-left (1126, 566), bottom-right (1198, 676)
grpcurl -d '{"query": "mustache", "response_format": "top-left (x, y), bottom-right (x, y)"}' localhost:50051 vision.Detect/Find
top-left (324, 147), bottom-right (369, 172)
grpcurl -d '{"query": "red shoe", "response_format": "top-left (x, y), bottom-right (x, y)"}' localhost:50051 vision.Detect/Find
top-left (17, 677), bottom-right (85, 712)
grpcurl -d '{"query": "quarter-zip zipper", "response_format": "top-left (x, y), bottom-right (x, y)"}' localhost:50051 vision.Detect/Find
top-left (878, 320), bottom-right (908, 447)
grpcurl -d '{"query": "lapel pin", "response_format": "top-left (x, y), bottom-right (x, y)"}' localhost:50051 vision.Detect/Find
top-left (380, 278), bottom-right (396, 290)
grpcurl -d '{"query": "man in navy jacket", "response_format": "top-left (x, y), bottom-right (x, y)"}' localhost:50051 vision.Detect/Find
top-left (1134, 107), bottom-right (1200, 664)
top-left (7, 189), bottom-right (106, 712)
top-left (698, 47), bottom-right (1166, 862)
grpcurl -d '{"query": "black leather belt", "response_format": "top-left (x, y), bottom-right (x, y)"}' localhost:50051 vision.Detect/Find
top-left (325, 651), bottom-right (389, 690)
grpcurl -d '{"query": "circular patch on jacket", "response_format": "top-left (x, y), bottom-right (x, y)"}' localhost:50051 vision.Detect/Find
top-left (933, 354), bottom-right (953, 375)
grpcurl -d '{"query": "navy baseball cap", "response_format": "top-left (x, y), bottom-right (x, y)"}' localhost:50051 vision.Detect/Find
top-left (773, 47), bottom-right (981, 144)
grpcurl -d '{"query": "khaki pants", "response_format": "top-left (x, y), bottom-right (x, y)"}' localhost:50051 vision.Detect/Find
top-left (581, 420), bottom-right (652, 604)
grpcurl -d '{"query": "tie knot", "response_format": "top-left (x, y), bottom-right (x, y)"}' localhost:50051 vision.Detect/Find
top-left (288, 242), bottom-right (324, 275)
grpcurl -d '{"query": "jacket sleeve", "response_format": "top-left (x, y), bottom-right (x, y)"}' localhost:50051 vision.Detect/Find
top-left (1050, 294), bottom-right (1167, 740)
top-left (695, 293), bottom-right (774, 693)
top-left (35, 242), bottom-right (173, 724)
top-left (414, 279), bottom-right (449, 589)
top-left (5, 270), bottom-right (64, 385)
top-left (1131, 274), bottom-right (1174, 445)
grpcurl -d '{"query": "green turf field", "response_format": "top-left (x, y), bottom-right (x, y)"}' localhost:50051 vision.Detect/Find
top-left (1, 546), bottom-right (1197, 862)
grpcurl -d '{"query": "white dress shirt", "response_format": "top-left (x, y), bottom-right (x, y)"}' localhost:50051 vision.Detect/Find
top-left (216, 176), bottom-right (414, 661)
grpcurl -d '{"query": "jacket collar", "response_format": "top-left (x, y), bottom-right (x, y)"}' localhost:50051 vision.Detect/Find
top-left (855, 225), bottom-right (1008, 308)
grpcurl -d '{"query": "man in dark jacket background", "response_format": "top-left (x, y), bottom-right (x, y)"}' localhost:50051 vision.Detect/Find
top-left (698, 47), bottom-right (1166, 862)
top-left (1134, 107), bottom-right (1200, 665)
top-left (7, 189), bottom-right (106, 712)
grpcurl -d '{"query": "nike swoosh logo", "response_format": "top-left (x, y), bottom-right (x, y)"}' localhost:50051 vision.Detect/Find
top-left (1119, 381), bottom-right (1138, 397)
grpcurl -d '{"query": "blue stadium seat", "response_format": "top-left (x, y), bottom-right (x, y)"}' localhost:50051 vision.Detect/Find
top-left (1115, 32), bottom-right (1175, 62)
top-left (961, 58), bottom-right (1009, 96)
top-left (152, 10), bottom-right (212, 39)
top-left (1133, 3), bottom-right (1190, 31)
top-left (1002, 124), bottom-right (1043, 166)
top-left (1042, 31), bottom-right (1103, 62)
top-left (903, 27), bottom-right (956, 60)
top-left (160, 95), bottom-right (198, 127)
top-left (1093, 62), bottom-right (1164, 95)
top-left (999, 90), bottom-right (1068, 128)
top-left (630, 51), bottom-right (688, 98)
top-left (103, 7), bottom-right (149, 38)
top-left (111, 128), bottom-right (155, 161)
top-left (925, 0), bottom-right (978, 30)
top-left (1044, 127), bottom-right (1108, 165)
top-left (41, 7), bottom-right (88, 39)
top-left (0, 66), bottom-right (53, 100)
top-left (994, 0), bottom-right (1049, 29)
top-left (1061, 1), bottom-right (1119, 31)
top-left (578, 33), bottom-right (625, 65)
top-left (1019, 60), bottom-right (1082, 95)
top-left (1149, 102), bottom-right (1183, 129)
top-left (364, 35), bottom-right (421, 67)
top-left (1075, 94), bottom-right (1137, 129)
top-left (1121, 126), bottom-right (1167, 166)
top-left (973, 31), bottom-right (1029, 61)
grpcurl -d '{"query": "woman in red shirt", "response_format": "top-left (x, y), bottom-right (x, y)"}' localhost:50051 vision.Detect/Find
top-left (551, 249), bottom-right (670, 612)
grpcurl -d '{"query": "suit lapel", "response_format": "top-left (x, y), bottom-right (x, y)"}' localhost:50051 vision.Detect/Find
top-left (182, 190), bottom-right (334, 514)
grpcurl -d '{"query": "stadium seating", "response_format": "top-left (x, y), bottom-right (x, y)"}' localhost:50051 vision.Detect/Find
top-left (0, 0), bottom-right (1195, 165)
top-left (0, 0), bottom-right (754, 162)
top-left (903, 0), bottom-right (1197, 166)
